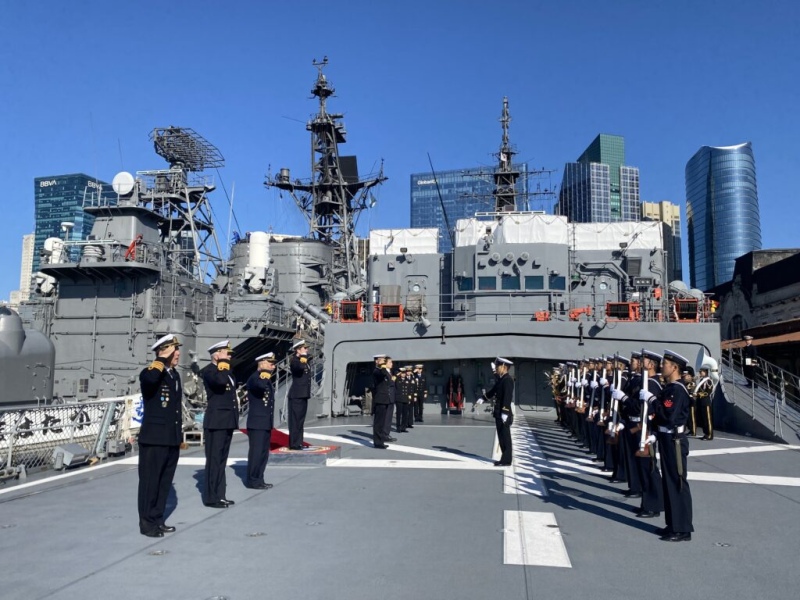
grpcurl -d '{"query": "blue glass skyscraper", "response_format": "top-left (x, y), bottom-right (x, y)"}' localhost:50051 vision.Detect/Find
top-left (685, 142), bottom-right (762, 290)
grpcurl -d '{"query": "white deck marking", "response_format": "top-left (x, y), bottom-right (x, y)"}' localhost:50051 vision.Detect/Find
top-left (688, 444), bottom-right (800, 457)
top-left (504, 422), bottom-right (548, 496)
top-left (0, 460), bottom-right (124, 496)
top-left (687, 472), bottom-right (800, 486)
top-left (302, 432), bottom-right (484, 462)
top-left (503, 511), bottom-right (572, 568)
top-left (327, 458), bottom-right (495, 470)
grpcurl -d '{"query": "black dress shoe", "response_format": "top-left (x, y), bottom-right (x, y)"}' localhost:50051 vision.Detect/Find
top-left (141, 529), bottom-right (164, 538)
top-left (660, 532), bottom-right (691, 542)
top-left (654, 526), bottom-right (670, 536)
top-left (386, 437), bottom-right (397, 442)
top-left (204, 501), bottom-right (229, 508)
top-left (247, 483), bottom-right (273, 490)
top-left (623, 491), bottom-right (642, 498)
top-left (374, 444), bottom-right (388, 449)
top-left (158, 524), bottom-right (176, 533)
top-left (494, 461), bottom-right (512, 467)
top-left (407, 425), bottom-right (414, 429)
top-left (636, 511), bottom-right (661, 519)
top-left (221, 499), bottom-right (235, 506)
top-left (608, 478), bottom-right (623, 484)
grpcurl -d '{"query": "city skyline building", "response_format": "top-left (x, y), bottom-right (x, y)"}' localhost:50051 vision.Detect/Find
top-left (32, 174), bottom-right (113, 274)
top-left (409, 164), bottom-right (528, 254)
top-left (642, 200), bottom-right (682, 282)
top-left (557, 134), bottom-right (640, 223)
top-left (17, 233), bottom-right (35, 302)
top-left (685, 142), bottom-right (762, 290)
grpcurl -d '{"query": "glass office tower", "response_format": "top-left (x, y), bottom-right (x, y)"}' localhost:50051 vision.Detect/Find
top-left (32, 174), bottom-right (113, 273)
top-left (685, 142), bottom-right (761, 290)
top-left (410, 165), bottom-right (527, 254)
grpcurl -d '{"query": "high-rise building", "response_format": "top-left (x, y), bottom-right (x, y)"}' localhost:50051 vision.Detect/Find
top-left (410, 165), bottom-right (527, 254)
top-left (558, 134), bottom-right (640, 223)
top-left (685, 142), bottom-right (762, 290)
top-left (17, 233), bottom-right (35, 301)
top-left (642, 201), bottom-right (682, 282)
top-left (32, 174), bottom-right (113, 273)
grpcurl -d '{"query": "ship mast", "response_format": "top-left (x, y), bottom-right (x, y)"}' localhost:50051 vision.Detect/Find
top-left (493, 97), bottom-right (519, 214)
top-left (266, 57), bottom-right (387, 299)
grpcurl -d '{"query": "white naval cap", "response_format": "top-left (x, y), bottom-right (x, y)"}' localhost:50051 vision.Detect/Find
top-left (255, 352), bottom-right (276, 362)
top-left (207, 340), bottom-right (231, 354)
top-left (662, 350), bottom-right (689, 369)
top-left (642, 350), bottom-right (663, 363)
top-left (151, 334), bottom-right (181, 352)
top-left (373, 353), bottom-right (387, 360)
top-left (414, 363), bottom-right (424, 368)
top-left (495, 357), bottom-right (513, 366)
top-left (292, 339), bottom-right (308, 351)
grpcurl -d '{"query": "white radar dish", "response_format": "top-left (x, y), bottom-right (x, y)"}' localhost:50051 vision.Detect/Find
top-left (112, 171), bottom-right (136, 196)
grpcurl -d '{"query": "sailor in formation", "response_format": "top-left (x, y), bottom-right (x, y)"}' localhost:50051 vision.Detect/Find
top-left (201, 340), bottom-right (238, 508)
top-left (552, 347), bottom-right (703, 542)
top-left (288, 339), bottom-right (312, 450)
top-left (413, 364), bottom-right (427, 423)
top-left (695, 365), bottom-right (715, 440)
top-left (138, 334), bottom-right (183, 537)
top-left (395, 367), bottom-right (412, 432)
top-left (477, 357), bottom-right (514, 466)
top-left (245, 352), bottom-right (277, 490)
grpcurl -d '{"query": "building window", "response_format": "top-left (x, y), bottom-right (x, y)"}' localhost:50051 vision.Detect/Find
top-left (458, 277), bottom-right (474, 291)
top-left (478, 276), bottom-right (496, 290)
top-left (549, 275), bottom-right (566, 290)
top-left (79, 379), bottom-right (89, 394)
top-left (525, 276), bottom-right (544, 290)
top-left (501, 275), bottom-right (520, 290)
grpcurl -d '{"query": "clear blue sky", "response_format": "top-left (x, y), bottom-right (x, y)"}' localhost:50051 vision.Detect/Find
top-left (1, 0), bottom-right (798, 299)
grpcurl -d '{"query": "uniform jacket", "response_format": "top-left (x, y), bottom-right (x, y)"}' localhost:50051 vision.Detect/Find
top-left (138, 358), bottom-right (183, 446)
top-left (487, 373), bottom-right (514, 419)
top-left (415, 373), bottom-right (427, 400)
top-left (289, 355), bottom-right (311, 399)
top-left (653, 380), bottom-right (691, 429)
top-left (246, 370), bottom-right (275, 430)
top-left (202, 361), bottom-right (238, 430)
top-left (373, 367), bottom-right (392, 405)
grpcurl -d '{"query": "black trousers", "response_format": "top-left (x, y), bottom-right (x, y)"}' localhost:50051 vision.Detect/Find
top-left (495, 414), bottom-right (514, 464)
top-left (373, 404), bottom-right (388, 446)
top-left (620, 426), bottom-right (642, 493)
top-left (204, 428), bottom-right (233, 504)
top-left (396, 402), bottom-right (409, 431)
top-left (698, 398), bottom-right (714, 439)
top-left (247, 428), bottom-right (272, 486)
top-left (414, 398), bottom-right (424, 421)
top-left (636, 451), bottom-right (664, 513)
top-left (658, 433), bottom-right (693, 534)
top-left (383, 403), bottom-right (395, 438)
top-left (405, 404), bottom-right (415, 427)
top-left (289, 397), bottom-right (308, 449)
top-left (138, 444), bottom-right (179, 533)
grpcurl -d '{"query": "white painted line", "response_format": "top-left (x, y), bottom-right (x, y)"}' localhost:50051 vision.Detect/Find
top-left (688, 444), bottom-right (800, 457)
top-left (504, 423), bottom-right (548, 497)
top-left (327, 458), bottom-right (496, 470)
top-left (116, 456), bottom-right (247, 467)
top-left (0, 460), bottom-right (124, 497)
top-left (687, 472), bottom-right (800, 486)
top-left (303, 432), bottom-right (484, 463)
top-left (504, 511), bottom-right (572, 568)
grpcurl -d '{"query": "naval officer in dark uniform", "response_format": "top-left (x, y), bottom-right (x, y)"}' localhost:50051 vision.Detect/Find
top-left (742, 335), bottom-right (757, 387)
top-left (138, 334), bottom-right (183, 537)
top-left (478, 357), bottom-right (515, 466)
top-left (372, 355), bottom-right (392, 449)
top-left (652, 350), bottom-right (694, 542)
top-left (201, 340), bottom-right (238, 508)
top-left (413, 364), bottom-right (427, 423)
top-left (288, 339), bottom-right (311, 450)
top-left (245, 352), bottom-right (277, 490)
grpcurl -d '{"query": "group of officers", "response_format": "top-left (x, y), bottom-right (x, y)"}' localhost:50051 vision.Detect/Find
top-left (370, 355), bottom-right (428, 448)
top-left (136, 334), bottom-right (312, 538)
top-left (549, 350), bottom-right (717, 542)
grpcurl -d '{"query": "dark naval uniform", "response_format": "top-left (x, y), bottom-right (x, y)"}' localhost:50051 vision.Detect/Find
top-left (288, 355), bottom-right (311, 450)
top-left (486, 372), bottom-right (514, 465)
top-left (372, 367), bottom-right (391, 448)
top-left (637, 376), bottom-right (665, 516)
top-left (743, 342), bottom-right (757, 387)
top-left (619, 372), bottom-right (643, 496)
top-left (654, 379), bottom-right (694, 539)
top-left (414, 369), bottom-right (427, 422)
top-left (245, 369), bottom-right (275, 488)
top-left (138, 357), bottom-right (182, 535)
top-left (201, 361), bottom-right (238, 506)
top-left (695, 376), bottom-right (714, 440)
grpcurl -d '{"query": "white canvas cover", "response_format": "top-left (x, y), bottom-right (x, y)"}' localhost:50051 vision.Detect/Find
top-left (572, 221), bottom-right (663, 251)
top-left (369, 228), bottom-right (439, 255)
top-left (455, 214), bottom-right (569, 246)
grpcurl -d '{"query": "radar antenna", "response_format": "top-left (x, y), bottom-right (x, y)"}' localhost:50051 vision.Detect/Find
top-left (151, 127), bottom-right (225, 172)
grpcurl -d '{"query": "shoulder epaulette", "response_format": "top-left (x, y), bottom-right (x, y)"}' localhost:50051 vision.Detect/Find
top-left (148, 360), bottom-right (165, 372)
top-left (218, 362), bottom-right (230, 371)
top-left (260, 372), bottom-right (271, 380)
top-left (300, 357), bottom-right (308, 364)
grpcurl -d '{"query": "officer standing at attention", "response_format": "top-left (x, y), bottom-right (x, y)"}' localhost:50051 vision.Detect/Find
top-left (742, 335), bottom-right (757, 387)
top-left (478, 357), bottom-right (514, 466)
top-left (202, 340), bottom-right (238, 508)
top-left (245, 352), bottom-right (277, 490)
top-left (288, 339), bottom-right (311, 450)
top-left (138, 334), bottom-right (183, 537)
top-left (695, 365), bottom-right (715, 440)
top-left (372, 355), bottom-right (392, 449)
top-left (413, 364), bottom-right (427, 423)
top-left (653, 350), bottom-right (694, 542)
top-left (395, 367), bottom-right (410, 433)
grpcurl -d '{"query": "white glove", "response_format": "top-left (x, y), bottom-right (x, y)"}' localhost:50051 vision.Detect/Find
top-left (581, 380), bottom-right (588, 387)
top-left (501, 413), bottom-right (508, 423)
top-left (639, 390), bottom-right (654, 402)
top-left (609, 384), bottom-right (616, 393)
top-left (599, 377), bottom-right (608, 386)
top-left (611, 389), bottom-right (625, 401)
top-left (568, 377), bottom-right (576, 385)
top-left (590, 380), bottom-right (598, 389)
top-left (616, 423), bottom-right (625, 432)
top-left (476, 397), bottom-right (485, 405)
top-left (646, 434), bottom-right (656, 445)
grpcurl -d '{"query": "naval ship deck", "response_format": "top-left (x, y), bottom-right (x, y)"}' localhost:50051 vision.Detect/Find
top-left (1, 409), bottom-right (799, 600)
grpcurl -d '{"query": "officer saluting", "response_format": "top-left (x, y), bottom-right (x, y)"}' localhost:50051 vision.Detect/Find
top-left (245, 352), bottom-right (277, 490)
top-left (138, 334), bottom-right (183, 537)
top-left (653, 350), bottom-right (694, 542)
top-left (372, 355), bottom-right (392, 449)
top-left (288, 339), bottom-right (311, 450)
top-left (201, 340), bottom-right (238, 508)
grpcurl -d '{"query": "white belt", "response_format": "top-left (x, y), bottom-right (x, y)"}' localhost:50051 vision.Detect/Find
top-left (658, 425), bottom-right (685, 434)
top-left (628, 417), bottom-right (641, 423)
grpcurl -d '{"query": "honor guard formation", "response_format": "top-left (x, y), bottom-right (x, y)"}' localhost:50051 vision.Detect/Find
top-left (370, 355), bottom-right (429, 449)
top-left (549, 349), bottom-right (720, 542)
